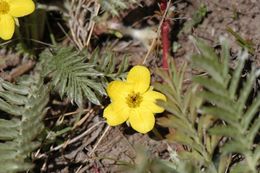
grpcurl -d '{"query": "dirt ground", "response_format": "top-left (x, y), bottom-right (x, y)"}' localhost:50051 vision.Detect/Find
top-left (40, 1), bottom-right (259, 172)
top-left (38, 1), bottom-right (260, 172)
top-left (1, 0), bottom-right (259, 172)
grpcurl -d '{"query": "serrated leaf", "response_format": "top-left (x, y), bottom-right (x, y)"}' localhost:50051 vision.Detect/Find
top-left (192, 54), bottom-right (224, 84)
top-left (199, 91), bottom-right (237, 115)
top-left (81, 84), bottom-right (100, 105)
top-left (0, 75), bottom-right (49, 173)
top-left (0, 98), bottom-right (22, 116)
top-left (166, 131), bottom-right (194, 146)
top-left (248, 115), bottom-right (260, 142)
top-left (193, 76), bottom-right (228, 96)
top-left (154, 83), bottom-right (180, 108)
top-left (242, 94), bottom-right (260, 130)
top-left (0, 127), bottom-right (18, 140)
top-left (237, 68), bottom-right (256, 114)
top-left (157, 116), bottom-right (194, 136)
top-left (189, 36), bottom-right (219, 61)
top-left (0, 91), bottom-right (27, 105)
top-left (219, 37), bottom-right (230, 78)
top-left (221, 140), bottom-right (247, 155)
top-left (116, 57), bottom-right (128, 76)
top-left (209, 125), bottom-right (239, 139)
top-left (229, 51), bottom-right (248, 99)
top-left (0, 79), bottom-right (29, 95)
top-left (178, 150), bottom-right (205, 163)
top-left (201, 107), bottom-right (238, 126)
top-left (158, 100), bottom-right (182, 119)
top-left (197, 115), bottom-right (215, 140)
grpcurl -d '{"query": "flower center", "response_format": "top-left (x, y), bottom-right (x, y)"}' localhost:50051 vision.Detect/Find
top-left (0, 0), bottom-right (9, 14)
top-left (126, 92), bottom-right (143, 108)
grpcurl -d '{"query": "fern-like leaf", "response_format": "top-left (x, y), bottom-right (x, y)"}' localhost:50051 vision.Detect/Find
top-left (0, 75), bottom-right (49, 173)
top-left (191, 36), bottom-right (259, 172)
top-left (40, 46), bottom-right (128, 106)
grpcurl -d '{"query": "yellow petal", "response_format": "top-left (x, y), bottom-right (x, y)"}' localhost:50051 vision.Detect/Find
top-left (0, 14), bottom-right (14, 40)
top-left (9, 0), bottom-right (35, 17)
top-left (107, 81), bottom-right (132, 101)
top-left (127, 66), bottom-right (150, 93)
top-left (141, 90), bottom-right (166, 113)
top-left (103, 101), bottom-right (130, 126)
top-left (128, 107), bottom-right (155, 133)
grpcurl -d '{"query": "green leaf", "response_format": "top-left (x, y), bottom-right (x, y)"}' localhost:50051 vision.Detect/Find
top-left (217, 154), bottom-right (231, 173)
top-left (0, 75), bottom-right (49, 173)
top-left (229, 161), bottom-right (251, 173)
top-left (248, 115), bottom-right (260, 143)
top-left (189, 36), bottom-right (219, 61)
top-left (227, 27), bottom-right (255, 54)
top-left (229, 51), bottom-right (248, 99)
top-left (219, 37), bottom-right (230, 78)
top-left (253, 145), bottom-right (260, 161)
top-left (0, 98), bottom-right (22, 116)
top-left (209, 125), bottom-right (239, 139)
top-left (244, 94), bottom-right (260, 130)
top-left (201, 107), bottom-right (238, 126)
top-left (0, 78), bottom-right (29, 95)
top-left (237, 68), bottom-right (256, 114)
top-left (193, 76), bottom-right (228, 97)
top-left (221, 140), bottom-right (248, 155)
top-left (0, 127), bottom-right (18, 140)
top-left (0, 91), bottom-right (27, 105)
top-left (167, 131), bottom-right (194, 146)
top-left (191, 54), bottom-right (224, 84)
top-left (158, 101), bottom-right (182, 119)
top-left (199, 91), bottom-right (237, 115)
top-left (40, 46), bottom-right (128, 106)
top-left (157, 116), bottom-right (195, 136)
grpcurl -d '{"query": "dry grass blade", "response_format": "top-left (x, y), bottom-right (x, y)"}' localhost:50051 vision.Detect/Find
top-left (67, 0), bottom-right (99, 50)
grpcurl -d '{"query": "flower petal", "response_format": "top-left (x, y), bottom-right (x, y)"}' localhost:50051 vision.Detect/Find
top-left (9, 0), bottom-right (35, 17)
top-left (0, 14), bottom-right (14, 40)
top-left (107, 81), bottom-right (132, 101)
top-left (103, 101), bottom-right (130, 126)
top-left (127, 66), bottom-right (150, 93)
top-left (129, 107), bottom-right (155, 133)
top-left (141, 90), bottom-right (166, 113)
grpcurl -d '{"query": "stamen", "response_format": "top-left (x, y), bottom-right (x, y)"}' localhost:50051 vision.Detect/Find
top-left (126, 92), bottom-right (142, 108)
top-left (0, 0), bottom-right (9, 14)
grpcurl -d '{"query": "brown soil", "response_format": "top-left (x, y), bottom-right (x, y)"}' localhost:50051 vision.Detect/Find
top-left (1, 0), bottom-right (259, 172)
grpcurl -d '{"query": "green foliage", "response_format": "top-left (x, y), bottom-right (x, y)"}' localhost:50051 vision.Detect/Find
top-left (190, 36), bottom-right (259, 173)
top-left (182, 4), bottom-right (208, 34)
top-left (39, 46), bottom-right (128, 106)
top-left (155, 60), bottom-right (218, 173)
top-left (99, 0), bottom-right (136, 16)
top-left (155, 37), bottom-right (259, 173)
top-left (226, 27), bottom-right (255, 54)
top-left (0, 75), bottom-right (49, 173)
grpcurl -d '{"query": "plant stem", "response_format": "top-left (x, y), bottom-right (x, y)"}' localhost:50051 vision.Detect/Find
top-left (160, 0), bottom-right (170, 69)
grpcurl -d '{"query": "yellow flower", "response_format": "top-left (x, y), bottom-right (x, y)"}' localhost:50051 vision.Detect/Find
top-left (0, 0), bottom-right (35, 40)
top-left (103, 66), bottom-right (166, 133)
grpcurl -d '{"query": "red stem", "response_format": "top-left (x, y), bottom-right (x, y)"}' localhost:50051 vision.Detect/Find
top-left (160, 0), bottom-right (167, 11)
top-left (160, 0), bottom-right (170, 69)
top-left (162, 20), bottom-right (170, 69)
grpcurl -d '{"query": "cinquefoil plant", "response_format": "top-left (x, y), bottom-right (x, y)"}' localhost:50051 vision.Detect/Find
top-left (0, 75), bottom-right (49, 173)
top-left (39, 46), bottom-right (128, 106)
top-left (155, 37), bottom-right (259, 173)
